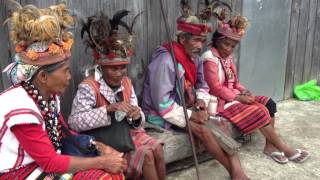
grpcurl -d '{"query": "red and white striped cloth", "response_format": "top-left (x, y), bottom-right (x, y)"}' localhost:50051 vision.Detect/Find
top-left (220, 96), bottom-right (271, 134)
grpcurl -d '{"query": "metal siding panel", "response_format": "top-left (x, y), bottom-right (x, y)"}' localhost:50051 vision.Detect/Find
top-left (240, 0), bottom-right (292, 101)
top-left (0, 0), bottom-right (12, 91)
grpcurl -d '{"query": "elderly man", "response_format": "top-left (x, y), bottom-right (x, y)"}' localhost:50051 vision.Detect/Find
top-left (142, 1), bottom-right (249, 180)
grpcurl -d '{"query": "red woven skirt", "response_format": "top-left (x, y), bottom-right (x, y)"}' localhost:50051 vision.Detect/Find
top-left (0, 162), bottom-right (124, 180)
top-left (220, 96), bottom-right (271, 134)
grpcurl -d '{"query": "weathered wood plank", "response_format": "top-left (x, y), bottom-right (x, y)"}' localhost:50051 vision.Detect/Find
top-left (284, 0), bottom-right (301, 99)
top-left (293, 0), bottom-right (310, 86)
top-left (0, 0), bottom-right (12, 91)
top-left (302, 0), bottom-right (317, 83)
top-left (311, 0), bottom-right (320, 82)
top-left (148, 120), bottom-right (241, 164)
top-left (0, 69), bottom-right (3, 92)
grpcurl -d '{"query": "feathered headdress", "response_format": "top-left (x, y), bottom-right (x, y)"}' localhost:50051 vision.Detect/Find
top-left (5, 1), bottom-right (75, 66)
top-left (216, 15), bottom-right (249, 41)
top-left (177, 0), bottom-right (232, 36)
top-left (81, 10), bottom-right (143, 66)
top-left (209, 0), bottom-right (250, 41)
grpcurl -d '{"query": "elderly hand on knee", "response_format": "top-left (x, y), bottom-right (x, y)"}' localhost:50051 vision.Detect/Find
top-left (194, 99), bottom-right (207, 111)
top-left (240, 89), bottom-right (252, 96)
top-left (190, 110), bottom-right (209, 124)
top-left (94, 141), bottom-right (128, 173)
top-left (93, 141), bottom-right (122, 157)
top-left (235, 94), bottom-right (255, 104)
top-left (98, 155), bottom-right (128, 174)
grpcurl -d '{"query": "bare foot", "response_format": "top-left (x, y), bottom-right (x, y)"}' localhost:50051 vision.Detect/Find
top-left (287, 149), bottom-right (310, 163)
top-left (263, 142), bottom-right (287, 162)
top-left (232, 173), bottom-right (250, 180)
top-left (263, 141), bottom-right (278, 153)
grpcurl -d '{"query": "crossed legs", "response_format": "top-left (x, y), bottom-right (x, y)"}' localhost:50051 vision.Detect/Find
top-left (259, 120), bottom-right (309, 161)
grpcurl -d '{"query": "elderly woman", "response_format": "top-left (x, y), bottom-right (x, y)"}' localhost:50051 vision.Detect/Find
top-left (0, 3), bottom-right (126, 179)
top-left (68, 12), bottom-right (165, 180)
top-left (202, 15), bottom-right (310, 164)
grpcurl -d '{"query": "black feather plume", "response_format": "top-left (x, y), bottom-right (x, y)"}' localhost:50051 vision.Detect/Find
top-left (118, 20), bottom-right (130, 32)
top-left (180, 0), bottom-right (190, 7)
top-left (129, 11), bottom-right (145, 34)
top-left (80, 18), bottom-right (90, 39)
top-left (81, 13), bottom-right (111, 53)
top-left (205, 0), bottom-right (212, 6)
top-left (109, 9), bottom-right (130, 31)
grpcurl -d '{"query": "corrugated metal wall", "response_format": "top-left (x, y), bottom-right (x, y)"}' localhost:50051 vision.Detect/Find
top-left (239, 0), bottom-right (292, 101)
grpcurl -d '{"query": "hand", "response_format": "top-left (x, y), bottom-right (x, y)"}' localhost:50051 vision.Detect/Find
top-left (190, 110), bottom-right (209, 124)
top-left (93, 141), bottom-right (121, 157)
top-left (241, 89), bottom-right (252, 96)
top-left (106, 102), bottom-right (132, 113)
top-left (95, 142), bottom-right (127, 173)
top-left (99, 153), bottom-right (127, 174)
top-left (194, 99), bottom-right (207, 111)
top-left (236, 95), bottom-right (255, 104)
top-left (127, 105), bottom-right (141, 121)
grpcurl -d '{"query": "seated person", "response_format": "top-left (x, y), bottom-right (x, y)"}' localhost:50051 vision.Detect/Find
top-left (142, 2), bottom-right (249, 180)
top-left (0, 3), bottom-right (125, 179)
top-left (202, 15), bottom-right (310, 164)
top-left (68, 12), bottom-right (165, 180)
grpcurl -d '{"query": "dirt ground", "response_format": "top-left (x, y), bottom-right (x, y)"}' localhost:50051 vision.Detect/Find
top-left (167, 99), bottom-right (320, 180)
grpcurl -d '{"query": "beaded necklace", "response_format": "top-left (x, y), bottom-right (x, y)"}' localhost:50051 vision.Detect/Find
top-left (21, 81), bottom-right (62, 152)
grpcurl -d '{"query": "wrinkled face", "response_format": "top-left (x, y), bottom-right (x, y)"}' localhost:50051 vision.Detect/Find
top-left (180, 35), bottom-right (207, 59)
top-left (45, 61), bottom-right (71, 96)
top-left (101, 64), bottom-right (127, 87)
top-left (215, 37), bottom-right (238, 58)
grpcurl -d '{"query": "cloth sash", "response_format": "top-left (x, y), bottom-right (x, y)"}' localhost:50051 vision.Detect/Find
top-left (163, 41), bottom-right (197, 86)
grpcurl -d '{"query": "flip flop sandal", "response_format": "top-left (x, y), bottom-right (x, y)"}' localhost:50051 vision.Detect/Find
top-left (288, 149), bottom-right (310, 163)
top-left (265, 151), bottom-right (288, 164)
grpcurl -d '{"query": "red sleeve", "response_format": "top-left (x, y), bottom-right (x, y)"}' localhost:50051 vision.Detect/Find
top-left (11, 124), bottom-right (70, 173)
top-left (204, 61), bottom-right (237, 101)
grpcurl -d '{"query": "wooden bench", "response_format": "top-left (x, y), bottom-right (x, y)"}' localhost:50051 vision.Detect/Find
top-left (145, 118), bottom-right (247, 165)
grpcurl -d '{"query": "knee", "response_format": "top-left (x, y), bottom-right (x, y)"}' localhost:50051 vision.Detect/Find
top-left (153, 145), bottom-right (165, 161)
top-left (144, 149), bottom-right (155, 165)
top-left (198, 125), bottom-right (212, 139)
top-left (266, 98), bottom-right (277, 117)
